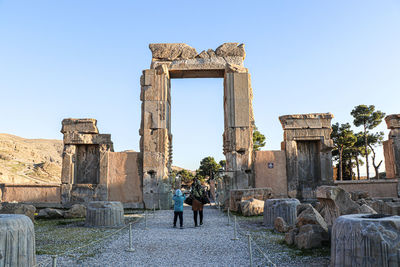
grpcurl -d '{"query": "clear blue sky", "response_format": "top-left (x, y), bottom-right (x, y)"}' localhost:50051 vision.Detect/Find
top-left (1, 1), bottom-right (399, 173)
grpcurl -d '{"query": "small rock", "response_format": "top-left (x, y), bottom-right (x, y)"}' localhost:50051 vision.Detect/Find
top-left (64, 204), bottom-right (86, 219)
top-left (37, 208), bottom-right (64, 219)
top-left (294, 224), bottom-right (329, 249)
top-left (274, 217), bottom-right (289, 233)
top-left (296, 205), bottom-right (328, 232)
top-left (350, 190), bottom-right (369, 201)
top-left (285, 228), bottom-right (298, 245)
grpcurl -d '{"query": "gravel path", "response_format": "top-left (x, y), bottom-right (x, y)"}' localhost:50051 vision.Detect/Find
top-left (44, 205), bottom-right (268, 267)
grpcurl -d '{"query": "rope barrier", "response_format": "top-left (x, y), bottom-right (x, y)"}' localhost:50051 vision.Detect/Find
top-left (223, 209), bottom-right (277, 267)
top-left (35, 211), bottom-right (148, 267)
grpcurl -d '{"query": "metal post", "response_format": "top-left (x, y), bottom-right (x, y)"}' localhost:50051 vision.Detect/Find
top-left (153, 204), bottom-right (156, 218)
top-left (144, 211), bottom-right (148, 230)
top-left (218, 202), bottom-right (221, 212)
top-left (227, 208), bottom-right (230, 226)
top-left (247, 234), bottom-right (253, 267)
top-left (231, 216), bottom-right (238, 240)
top-left (51, 255), bottom-right (57, 267)
top-left (159, 199), bottom-right (161, 210)
top-left (126, 223), bottom-right (135, 252)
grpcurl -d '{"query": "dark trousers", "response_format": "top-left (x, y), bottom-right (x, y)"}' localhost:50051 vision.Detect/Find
top-left (173, 211), bottom-right (183, 227)
top-left (193, 210), bottom-right (203, 226)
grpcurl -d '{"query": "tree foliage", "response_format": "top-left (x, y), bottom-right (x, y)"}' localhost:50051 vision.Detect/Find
top-left (253, 126), bottom-right (266, 151)
top-left (350, 105), bottom-right (385, 179)
top-left (198, 156), bottom-right (221, 178)
top-left (331, 123), bottom-right (356, 180)
top-left (177, 169), bottom-right (194, 184)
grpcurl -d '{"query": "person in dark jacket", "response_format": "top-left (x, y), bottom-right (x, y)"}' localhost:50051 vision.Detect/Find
top-left (191, 179), bottom-right (205, 227)
top-left (172, 189), bottom-right (186, 228)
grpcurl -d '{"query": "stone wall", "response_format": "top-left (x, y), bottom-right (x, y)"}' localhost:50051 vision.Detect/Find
top-left (0, 184), bottom-right (60, 204)
top-left (107, 152), bottom-right (143, 208)
top-left (279, 113), bottom-right (334, 200)
top-left (60, 118), bottom-right (113, 206)
top-left (254, 151), bottom-right (287, 198)
top-left (383, 114), bottom-right (400, 178)
top-left (335, 179), bottom-right (399, 198)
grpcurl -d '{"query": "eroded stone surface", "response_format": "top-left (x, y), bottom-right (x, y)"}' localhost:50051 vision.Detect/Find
top-left (316, 186), bottom-right (360, 226)
top-left (384, 114), bottom-right (400, 178)
top-left (61, 118), bottom-right (98, 134)
top-left (296, 205), bottom-right (328, 232)
top-left (85, 201), bottom-right (124, 227)
top-left (331, 214), bottom-right (400, 267)
top-left (263, 198), bottom-right (300, 228)
top-left (239, 198), bottom-right (264, 216)
top-left (274, 216), bottom-right (289, 233)
top-left (294, 224), bottom-right (329, 249)
top-left (0, 214), bottom-right (36, 267)
top-left (0, 203), bottom-right (36, 222)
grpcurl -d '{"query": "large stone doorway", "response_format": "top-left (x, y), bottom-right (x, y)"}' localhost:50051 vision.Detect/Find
top-left (139, 43), bottom-right (255, 208)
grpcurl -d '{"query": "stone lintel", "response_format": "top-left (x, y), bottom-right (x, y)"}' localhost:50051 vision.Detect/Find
top-left (61, 118), bottom-right (98, 134)
top-left (63, 132), bottom-right (112, 145)
top-left (279, 113), bottom-right (334, 130)
top-left (385, 114), bottom-right (400, 129)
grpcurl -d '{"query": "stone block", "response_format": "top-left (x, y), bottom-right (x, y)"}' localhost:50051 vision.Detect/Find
top-left (224, 73), bottom-right (251, 128)
top-left (239, 198), bottom-right (264, 216)
top-left (263, 198), bottom-right (300, 228)
top-left (331, 214), bottom-right (400, 267)
top-left (37, 208), bottom-right (64, 219)
top-left (296, 205), bottom-right (328, 232)
top-left (69, 184), bottom-right (108, 203)
top-left (64, 204), bottom-right (86, 219)
top-left (63, 133), bottom-right (113, 146)
top-left (142, 101), bottom-right (169, 129)
top-left (215, 43), bottom-right (246, 59)
top-left (223, 127), bottom-right (252, 153)
top-left (61, 152), bottom-right (74, 184)
top-left (0, 214), bottom-right (36, 267)
top-left (274, 217), bottom-right (289, 233)
top-left (85, 201), bottom-right (124, 227)
top-left (385, 114), bottom-right (400, 129)
top-left (229, 188), bottom-right (272, 212)
top-left (294, 224), bottom-right (329, 249)
top-left (61, 118), bottom-right (98, 134)
top-left (149, 43), bottom-right (198, 60)
top-left (279, 113), bottom-right (334, 130)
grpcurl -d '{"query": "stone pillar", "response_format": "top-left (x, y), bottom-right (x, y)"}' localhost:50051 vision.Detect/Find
top-left (140, 65), bottom-right (172, 209)
top-left (263, 198), bottom-right (300, 228)
top-left (60, 118), bottom-right (113, 206)
top-left (85, 201), bottom-right (124, 227)
top-left (0, 214), bottom-right (36, 267)
top-left (383, 114), bottom-right (400, 179)
top-left (223, 71), bottom-right (254, 190)
top-left (279, 114), bottom-right (334, 200)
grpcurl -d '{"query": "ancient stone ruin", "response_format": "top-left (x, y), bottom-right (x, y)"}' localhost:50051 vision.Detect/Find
top-left (383, 114), bottom-right (400, 179)
top-left (279, 113), bottom-right (334, 200)
top-left (263, 198), bottom-right (300, 228)
top-left (140, 43), bottom-right (254, 208)
top-left (60, 119), bottom-right (113, 205)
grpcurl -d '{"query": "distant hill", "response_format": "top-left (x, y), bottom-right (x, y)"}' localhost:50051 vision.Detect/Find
top-left (0, 133), bottom-right (63, 184)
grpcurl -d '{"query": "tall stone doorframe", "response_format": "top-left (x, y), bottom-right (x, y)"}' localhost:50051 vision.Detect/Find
top-left (60, 119), bottom-right (114, 206)
top-left (279, 113), bottom-right (334, 200)
top-left (140, 43), bottom-right (254, 208)
top-left (383, 114), bottom-right (400, 179)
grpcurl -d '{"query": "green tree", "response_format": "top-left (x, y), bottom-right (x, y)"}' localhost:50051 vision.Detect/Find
top-left (367, 132), bottom-right (385, 179)
top-left (331, 123), bottom-right (357, 180)
top-left (219, 160), bottom-right (226, 170)
top-left (350, 105), bottom-right (385, 179)
top-left (177, 169), bottom-right (194, 184)
top-left (253, 126), bottom-right (266, 151)
top-left (198, 156), bottom-right (221, 178)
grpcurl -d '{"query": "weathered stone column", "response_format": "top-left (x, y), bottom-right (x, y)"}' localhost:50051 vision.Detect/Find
top-left (60, 118), bottom-right (113, 205)
top-left (279, 114), bottom-right (334, 200)
top-left (331, 214), bottom-right (400, 267)
top-left (140, 65), bottom-right (172, 209)
top-left (85, 201), bottom-right (124, 227)
top-left (0, 214), bottom-right (36, 267)
top-left (384, 114), bottom-right (400, 180)
top-left (223, 71), bottom-right (254, 190)
top-left (263, 198), bottom-right (300, 228)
